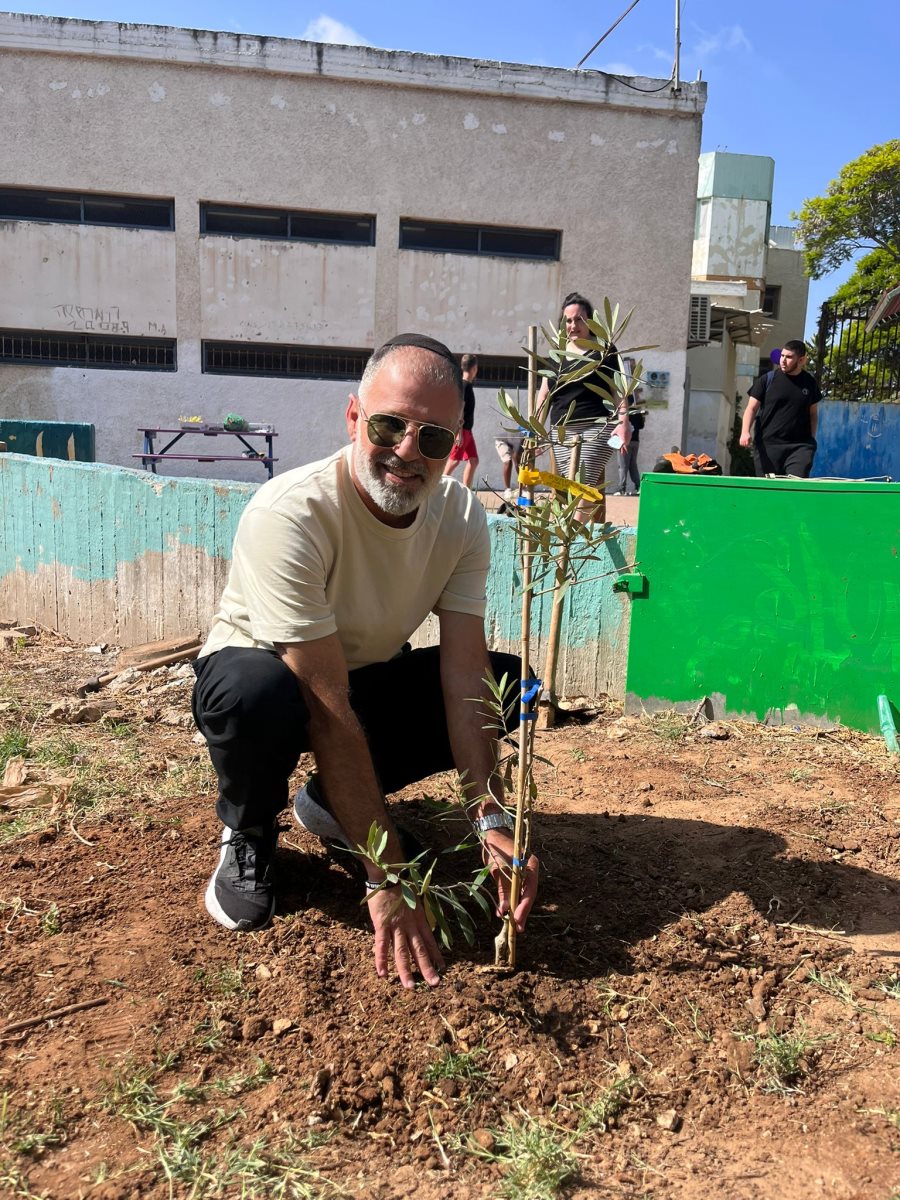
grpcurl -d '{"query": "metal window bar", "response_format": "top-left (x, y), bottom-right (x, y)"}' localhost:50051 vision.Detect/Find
top-left (474, 356), bottom-right (531, 387)
top-left (203, 342), bottom-right (371, 380)
top-left (1, 329), bottom-right (175, 370)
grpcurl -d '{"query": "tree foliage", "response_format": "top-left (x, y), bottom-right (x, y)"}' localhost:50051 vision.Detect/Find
top-left (793, 141), bottom-right (900, 280)
top-left (828, 248), bottom-right (897, 309)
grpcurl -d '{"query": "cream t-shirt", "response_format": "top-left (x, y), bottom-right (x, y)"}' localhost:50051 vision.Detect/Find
top-left (200, 447), bottom-right (490, 670)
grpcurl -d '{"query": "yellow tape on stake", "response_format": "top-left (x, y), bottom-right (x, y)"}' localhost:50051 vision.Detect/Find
top-left (518, 467), bottom-right (604, 503)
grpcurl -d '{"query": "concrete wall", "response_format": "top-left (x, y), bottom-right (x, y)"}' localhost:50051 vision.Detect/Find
top-left (200, 238), bottom-right (377, 345)
top-left (692, 152), bottom-right (774, 288)
top-left (691, 196), bottom-right (769, 283)
top-left (0, 453), bottom-right (635, 697)
top-left (0, 13), bottom-right (705, 488)
top-left (395, 253), bottom-right (560, 352)
top-left (0, 221), bottom-right (177, 335)
top-left (759, 231), bottom-right (810, 361)
top-left (687, 154), bottom-right (780, 470)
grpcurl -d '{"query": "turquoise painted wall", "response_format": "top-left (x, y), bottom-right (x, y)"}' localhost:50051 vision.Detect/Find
top-left (0, 455), bottom-right (635, 696)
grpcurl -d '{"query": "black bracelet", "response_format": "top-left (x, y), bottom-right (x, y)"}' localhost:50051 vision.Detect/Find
top-left (365, 878), bottom-right (400, 892)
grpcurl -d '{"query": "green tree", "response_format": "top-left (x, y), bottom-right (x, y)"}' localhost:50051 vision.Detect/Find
top-left (829, 247), bottom-right (897, 309)
top-left (793, 140), bottom-right (900, 280)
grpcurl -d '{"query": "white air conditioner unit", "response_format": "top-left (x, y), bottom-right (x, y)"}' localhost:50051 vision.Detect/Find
top-left (689, 294), bottom-right (711, 343)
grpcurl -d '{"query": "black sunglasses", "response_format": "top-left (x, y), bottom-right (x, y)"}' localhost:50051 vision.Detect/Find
top-left (357, 399), bottom-right (458, 460)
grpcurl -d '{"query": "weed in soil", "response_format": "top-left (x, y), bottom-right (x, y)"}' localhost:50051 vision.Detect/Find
top-left (99, 1056), bottom-right (305, 1197)
top-left (643, 711), bottom-right (690, 743)
top-left (574, 1073), bottom-right (637, 1134)
top-left (424, 1046), bottom-right (490, 1086)
top-left (461, 1109), bottom-right (579, 1200)
top-left (739, 1025), bottom-right (831, 1094)
top-left (0, 728), bottom-right (30, 770)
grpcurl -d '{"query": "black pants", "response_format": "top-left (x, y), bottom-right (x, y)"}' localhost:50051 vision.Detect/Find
top-left (753, 440), bottom-right (816, 478)
top-left (192, 645), bottom-right (521, 830)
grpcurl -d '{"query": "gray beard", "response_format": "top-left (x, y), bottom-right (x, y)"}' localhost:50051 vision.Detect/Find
top-left (354, 447), bottom-right (441, 518)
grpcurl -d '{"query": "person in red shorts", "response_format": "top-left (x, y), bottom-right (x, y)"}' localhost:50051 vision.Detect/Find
top-left (444, 353), bottom-right (480, 489)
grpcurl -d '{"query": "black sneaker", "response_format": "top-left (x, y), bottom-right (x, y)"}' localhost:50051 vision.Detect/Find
top-left (293, 777), bottom-right (426, 863)
top-left (205, 826), bottom-right (277, 932)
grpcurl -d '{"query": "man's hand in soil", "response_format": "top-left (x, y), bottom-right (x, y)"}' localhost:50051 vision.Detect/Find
top-left (483, 830), bottom-right (540, 933)
top-left (368, 884), bottom-right (445, 990)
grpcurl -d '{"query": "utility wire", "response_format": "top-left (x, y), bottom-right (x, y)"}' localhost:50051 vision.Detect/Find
top-left (576, 0), bottom-right (681, 93)
top-left (575, 0), bottom-right (643, 69)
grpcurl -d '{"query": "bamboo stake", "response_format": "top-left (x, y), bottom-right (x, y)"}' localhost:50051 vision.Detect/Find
top-left (539, 434), bottom-right (582, 728)
top-left (495, 325), bottom-right (538, 969)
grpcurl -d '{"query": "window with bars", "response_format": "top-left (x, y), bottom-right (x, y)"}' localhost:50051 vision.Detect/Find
top-left (203, 342), bottom-right (371, 379)
top-left (0, 330), bottom-right (176, 371)
top-left (472, 356), bottom-right (532, 388)
top-left (0, 188), bottom-right (174, 230)
top-left (200, 204), bottom-right (376, 246)
top-left (399, 219), bottom-right (560, 261)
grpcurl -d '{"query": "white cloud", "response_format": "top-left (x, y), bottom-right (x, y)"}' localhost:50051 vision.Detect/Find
top-left (691, 24), bottom-right (752, 58)
top-left (301, 15), bottom-right (371, 46)
top-left (637, 42), bottom-right (673, 63)
top-left (600, 61), bottom-right (638, 76)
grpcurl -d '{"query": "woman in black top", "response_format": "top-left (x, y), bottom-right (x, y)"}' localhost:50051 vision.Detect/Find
top-left (536, 292), bottom-right (628, 520)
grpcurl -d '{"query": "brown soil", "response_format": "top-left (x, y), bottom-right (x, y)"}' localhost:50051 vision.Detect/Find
top-left (1, 634), bottom-right (898, 1199)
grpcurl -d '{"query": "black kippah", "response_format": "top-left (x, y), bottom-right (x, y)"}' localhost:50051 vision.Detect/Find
top-left (379, 332), bottom-right (457, 364)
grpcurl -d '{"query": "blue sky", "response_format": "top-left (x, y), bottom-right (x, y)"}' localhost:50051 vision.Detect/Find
top-left (11, 0), bottom-right (898, 336)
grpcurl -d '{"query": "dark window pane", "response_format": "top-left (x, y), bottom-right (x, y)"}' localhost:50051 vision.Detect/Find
top-left (0, 190), bottom-right (82, 222)
top-left (399, 219), bottom-right (559, 260)
top-left (84, 197), bottom-right (173, 228)
top-left (203, 207), bottom-right (289, 237)
top-left (479, 227), bottom-right (559, 259)
top-left (399, 221), bottom-right (479, 253)
top-left (0, 188), bottom-right (173, 230)
top-left (289, 212), bottom-right (375, 245)
top-left (762, 286), bottom-right (781, 318)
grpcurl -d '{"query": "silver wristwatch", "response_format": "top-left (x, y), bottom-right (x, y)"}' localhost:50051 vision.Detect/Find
top-left (475, 810), bottom-right (515, 834)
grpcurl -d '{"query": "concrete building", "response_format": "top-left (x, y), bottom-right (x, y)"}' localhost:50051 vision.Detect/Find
top-left (758, 224), bottom-right (810, 365)
top-left (0, 13), bottom-right (705, 483)
top-left (685, 152), bottom-right (809, 469)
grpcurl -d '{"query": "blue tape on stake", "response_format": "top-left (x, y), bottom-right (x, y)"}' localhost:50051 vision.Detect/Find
top-left (520, 712), bottom-right (537, 721)
top-left (521, 678), bottom-right (542, 704)
top-left (512, 857), bottom-right (525, 868)
top-left (516, 496), bottom-right (533, 506)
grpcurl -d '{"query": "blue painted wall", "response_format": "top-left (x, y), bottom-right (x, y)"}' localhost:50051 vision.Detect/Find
top-left (814, 402), bottom-right (900, 480)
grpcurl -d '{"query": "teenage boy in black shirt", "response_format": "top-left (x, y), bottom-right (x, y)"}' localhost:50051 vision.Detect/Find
top-left (740, 340), bottom-right (821, 477)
